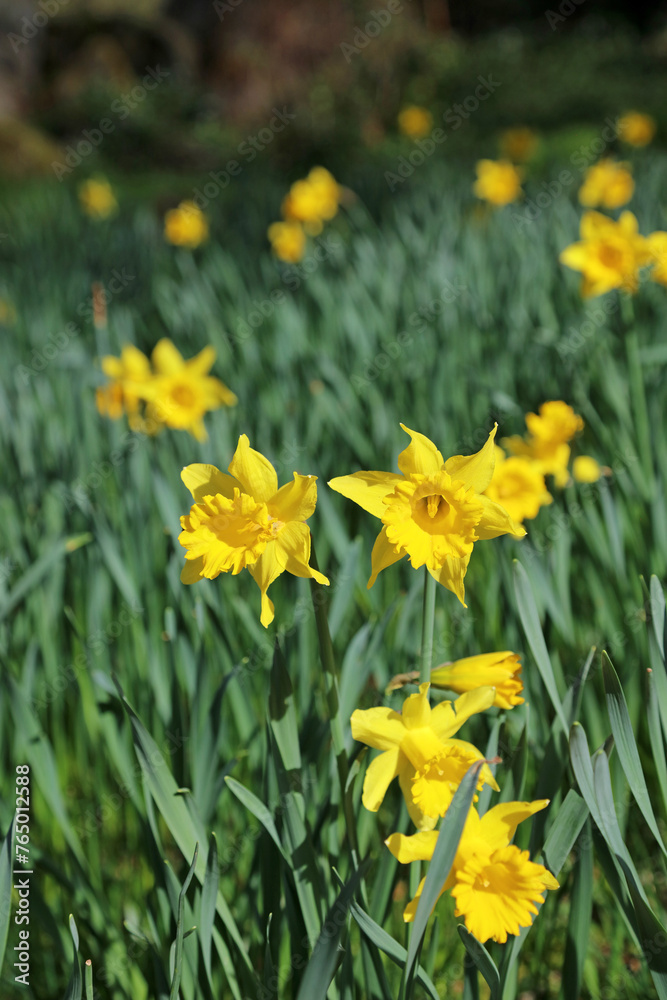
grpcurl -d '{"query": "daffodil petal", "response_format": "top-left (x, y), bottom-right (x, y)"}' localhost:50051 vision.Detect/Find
top-left (351, 706), bottom-right (405, 750)
top-left (187, 345), bottom-right (216, 376)
top-left (385, 830), bottom-right (439, 864)
top-left (270, 474), bottom-right (318, 522)
top-left (479, 799), bottom-right (550, 851)
top-left (444, 426), bottom-right (497, 492)
top-left (428, 554), bottom-right (469, 606)
top-left (180, 554), bottom-right (205, 584)
top-left (398, 759), bottom-right (436, 830)
top-left (430, 686), bottom-right (496, 739)
top-left (397, 424), bottom-right (445, 476)
top-left (229, 434), bottom-right (278, 502)
top-left (401, 683), bottom-right (432, 729)
top-left (559, 242), bottom-right (591, 269)
top-left (361, 748), bottom-right (401, 812)
top-left (328, 471), bottom-right (404, 518)
top-left (152, 338), bottom-right (185, 374)
top-left (274, 522), bottom-right (329, 585)
top-left (248, 543), bottom-right (288, 627)
top-left (181, 464), bottom-right (238, 501)
top-left (476, 494), bottom-right (526, 540)
top-left (368, 527), bottom-right (404, 588)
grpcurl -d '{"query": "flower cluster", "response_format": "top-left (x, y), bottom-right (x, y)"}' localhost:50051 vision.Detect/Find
top-left (268, 166), bottom-right (342, 262)
top-left (578, 159), bottom-right (634, 210)
top-left (96, 338), bottom-right (236, 440)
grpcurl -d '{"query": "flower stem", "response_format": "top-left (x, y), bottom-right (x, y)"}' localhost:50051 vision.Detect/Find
top-left (625, 327), bottom-right (654, 499)
top-left (419, 568), bottom-right (437, 691)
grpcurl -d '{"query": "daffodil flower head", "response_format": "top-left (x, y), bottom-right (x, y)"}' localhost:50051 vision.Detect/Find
top-left (559, 210), bottom-right (651, 298)
top-left (282, 167), bottom-right (341, 233)
top-left (578, 159), bottom-right (634, 210)
top-left (179, 436), bottom-right (329, 627)
top-left (351, 683), bottom-right (499, 830)
top-left (618, 111), bottom-right (656, 147)
top-left (484, 446), bottom-right (552, 524)
top-left (386, 799), bottom-right (559, 942)
top-left (499, 127), bottom-right (538, 163)
top-left (164, 200), bottom-right (209, 249)
top-left (398, 105), bottom-right (433, 139)
top-left (430, 651), bottom-right (524, 710)
top-left (79, 177), bottom-right (117, 219)
top-left (504, 401), bottom-right (584, 486)
top-left (329, 424), bottom-right (525, 605)
top-left (473, 159), bottom-right (523, 206)
top-left (96, 343), bottom-right (152, 427)
top-left (268, 220), bottom-right (306, 263)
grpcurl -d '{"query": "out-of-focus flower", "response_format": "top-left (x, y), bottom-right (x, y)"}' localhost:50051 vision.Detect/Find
top-left (559, 210), bottom-right (650, 298)
top-left (618, 111), bottom-right (656, 147)
top-left (430, 651), bottom-right (524, 710)
top-left (499, 127), bottom-right (538, 162)
top-left (267, 220), bottom-right (306, 263)
top-left (578, 159), bottom-right (634, 209)
top-left (504, 401), bottom-right (584, 487)
top-left (473, 159), bottom-right (523, 206)
top-left (282, 167), bottom-right (341, 235)
top-left (179, 436), bottom-right (328, 626)
top-left (79, 177), bottom-right (117, 220)
top-left (386, 799), bottom-right (559, 942)
top-left (484, 446), bottom-right (552, 523)
top-left (573, 455), bottom-right (602, 483)
top-left (142, 339), bottom-right (236, 441)
top-left (329, 425), bottom-right (525, 606)
top-left (398, 105), bottom-right (434, 139)
top-left (351, 682), bottom-right (498, 829)
top-left (96, 344), bottom-right (152, 429)
top-left (646, 231), bottom-right (667, 286)
top-left (164, 201), bottom-right (209, 248)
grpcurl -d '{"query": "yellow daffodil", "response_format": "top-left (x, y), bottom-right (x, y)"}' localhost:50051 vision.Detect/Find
top-left (78, 177), bottom-right (117, 220)
top-left (282, 166), bottom-right (341, 235)
top-left (430, 651), bottom-right (524, 710)
top-left (572, 455), bottom-right (602, 483)
top-left (179, 436), bottom-right (329, 627)
top-left (164, 201), bottom-right (209, 248)
top-left (268, 220), bottom-right (306, 263)
top-left (473, 159), bottom-right (523, 207)
top-left (646, 231), bottom-right (667, 286)
top-left (559, 210), bottom-right (651, 298)
top-left (329, 425), bottom-right (525, 605)
top-left (578, 159), bottom-right (634, 209)
top-left (386, 799), bottom-right (559, 942)
top-left (96, 343), bottom-right (153, 429)
top-left (618, 111), bottom-right (656, 147)
top-left (398, 105), bottom-right (433, 139)
top-left (504, 401), bottom-right (584, 487)
top-left (499, 127), bottom-right (538, 163)
top-left (352, 682), bottom-right (499, 830)
top-left (141, 339), bottom-right (236, 441)
top-left (484, 446), bottom-right (552, 524)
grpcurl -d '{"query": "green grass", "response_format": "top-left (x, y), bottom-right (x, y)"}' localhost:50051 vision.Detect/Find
top-left (2, 141), bottom-right (667, 999)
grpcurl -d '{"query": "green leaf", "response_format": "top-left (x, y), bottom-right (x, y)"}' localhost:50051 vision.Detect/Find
top-left (225, 776), bottom-right (289, 864)
top-left (404, 761), bottom-right (482, 994)
top-left (560, 819), bottom-right (593, 1000)
top-left (647, 669), bottom-right (667, 817)
top-left (541, 789), bottom-right (589, 877)
top-left (169, 843), bottom-right (198, 1000)
top-left (0, 534), bottom-right (92, 622)
top-left (602, 651), bottom-right (667, 855)
top-left (513, 560), bottom-right (568, 735)
top-left (617, 857), bottom-right (667, 999)
top-left (0, 817), bottom-right (15, 976)
top-left (591, 748), bottom-right (646, 901)
top-left (64, 914), bottom-right (82, 1000)
top-left (349, 901), bottom-right (441, 1000)
top-left (651, 575), bottom-right (665, 661)
top-left (458, 925), bottom-right (500, 1000)
top-left (200, 833), bottom-right (219, 987)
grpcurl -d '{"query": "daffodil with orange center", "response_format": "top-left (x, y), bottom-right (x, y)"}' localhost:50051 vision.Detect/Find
top-left (484, 446), bottom-right (552, 523)
top-left (559, 210), bottom-right (651, 298)
top-left (473, 160), bottom-right (523, 207)
top-left (351, 682), bottom-right (499, 830)
top-left (504, 401), bottom-right (583, 487)
top-left (141, 339), bottom-right (236, 441)
top-left (179, 435), bottom-right (329, 627)
top-left (578, 159), bottom-right (634, 209)
top-left (96, 343), bottom-right (153, 430)
top-left (329, 425), bottom-right (525, 605)
top-left (386, 799), bottom-right (559, 942)
top-left (431, 651), bottom-right (524, 710)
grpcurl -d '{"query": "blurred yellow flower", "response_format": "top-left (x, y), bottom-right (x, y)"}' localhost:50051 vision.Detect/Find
top-left (164, 201), bottom-right (209, 248)
top-left (578, 159), bottom-right (634, 209)
top-left (504, 401), bottom-right (584, 487)
top-left (268, 220), bottom-right (306, 263)
top-left (618, 111), bottom-right (656, 147)
top-left (398, 105), bottom-right (434, 139)
top-left (351, 682), bottom-right (498, 829)
top-left (142, 339), bottom-right (236, 441)
top-left (179, 436), bottom-right (329, 626)
top-left (559, 210), bottom-right (650, 298)
top-left (282, 166), bottom-right (341, 235)
top-left (484, 446), bottom-right (552, 523)
top-left (96, 343), bottom-right (152, 429)
top-left (79, 177), bottom-right (117, 220)
top-left (646, 231), bottom-right (667, 286)
top-left (386, 799), bottom-right (558, 941)
top-left (329, 425), bottom-right (525, 606)
top-left (431, 651), bottom-right (524, 710)
top-left (573, 455), bottom-right (602, 483)
top-left (499, 127), bottom-right (538, 162)
top-left (473, 159), bottom-right (523, 206)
